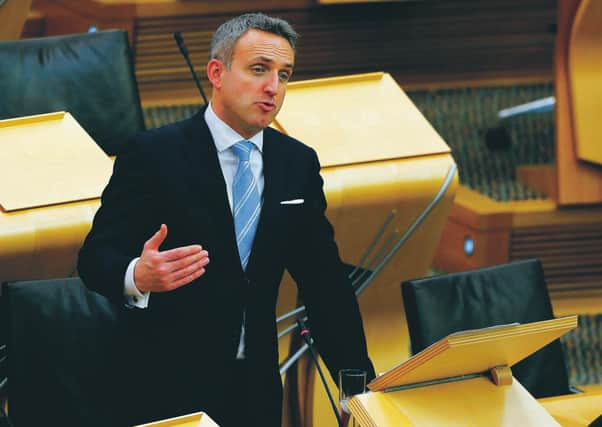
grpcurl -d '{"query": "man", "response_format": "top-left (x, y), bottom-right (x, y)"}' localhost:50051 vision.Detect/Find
top-left (78, 13), bottom-right (374, 427)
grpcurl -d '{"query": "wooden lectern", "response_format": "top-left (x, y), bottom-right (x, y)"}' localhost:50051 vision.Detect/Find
top-left (135, 411), bottom-right (219, 427)
top-left (0, 112), bottom-right (112, 280)
top-left (347, 317), bottom-right (578, 426)
top-left (273, 72), bottom-right (457, 427)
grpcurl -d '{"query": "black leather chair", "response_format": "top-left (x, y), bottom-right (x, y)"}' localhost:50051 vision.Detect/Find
top-left (401, 259), bottom-right (572, 398)
top-left (2, 278), bottom-right (121, 427)
top-left (0, 30), bottom-right (144, 156)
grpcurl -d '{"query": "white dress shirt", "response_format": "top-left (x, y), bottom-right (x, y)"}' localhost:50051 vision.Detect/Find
top-left (123, 102), bottom-right (264, 309)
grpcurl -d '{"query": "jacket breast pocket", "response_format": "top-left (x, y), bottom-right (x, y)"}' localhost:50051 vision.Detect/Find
top-left (274, 202), bottom-right (311, 241)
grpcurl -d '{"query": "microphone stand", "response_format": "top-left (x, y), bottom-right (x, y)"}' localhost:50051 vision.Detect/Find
top-left (173, 32), bottom-right (208, 105)
top-left (296, 318), bottom-right (344, 427)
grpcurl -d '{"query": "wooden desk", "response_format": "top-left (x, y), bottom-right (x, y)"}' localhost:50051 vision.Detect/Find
top-left (540, 391), bottom-right (602, 427)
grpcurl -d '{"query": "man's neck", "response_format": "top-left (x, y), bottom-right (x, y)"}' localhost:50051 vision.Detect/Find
top-left (209, 101), bottom-right (261, 140)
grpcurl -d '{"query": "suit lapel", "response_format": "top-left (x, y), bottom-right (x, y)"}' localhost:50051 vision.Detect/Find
top-left (177, 113), bottom-right (289, 278)
top-left (246, 129), bottom-right (288, 276)
top-left (178, 110), bottom-right (242, 273)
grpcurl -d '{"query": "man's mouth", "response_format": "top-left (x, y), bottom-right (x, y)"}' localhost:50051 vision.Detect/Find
top-left (257, 101), bottom-right (275, 112)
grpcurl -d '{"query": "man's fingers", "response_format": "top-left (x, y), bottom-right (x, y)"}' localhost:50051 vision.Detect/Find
top-left (144, 224), bottom-right (168, 251)
top-left (167, 250), bottom-right (209, 272)
top-left (169, 266), bottom-right (207, 290)
top-left (162, 244), bottom-right (204, 262)
top-left (168, 257), bottom-right (210, 283)
top-left (137, 229), bottom-right (208, 293)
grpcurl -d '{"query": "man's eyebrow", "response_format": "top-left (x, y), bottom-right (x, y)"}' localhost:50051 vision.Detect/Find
top-left (255, 56), bottom-right (294, 69)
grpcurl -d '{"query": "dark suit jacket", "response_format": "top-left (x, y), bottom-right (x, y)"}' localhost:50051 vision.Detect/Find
top-left (78, 108), bottom-right (374, 426)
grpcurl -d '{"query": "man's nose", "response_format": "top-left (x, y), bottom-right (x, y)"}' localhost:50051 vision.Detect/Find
top-left (264, 72), bottom-right (279, 95)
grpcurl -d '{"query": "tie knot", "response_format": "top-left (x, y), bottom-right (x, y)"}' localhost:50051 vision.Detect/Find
top-left (232, 140), bottom-right (254, 162)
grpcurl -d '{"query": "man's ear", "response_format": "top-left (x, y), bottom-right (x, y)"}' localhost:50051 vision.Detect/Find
top-left (207, 59), bottom-right (225, 89)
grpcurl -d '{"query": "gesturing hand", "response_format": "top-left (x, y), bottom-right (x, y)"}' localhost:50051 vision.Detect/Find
top-left (134, 224), bottom-right (209, 293)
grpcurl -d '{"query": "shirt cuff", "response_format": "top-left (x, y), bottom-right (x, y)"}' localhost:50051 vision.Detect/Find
top-left (124, 257), bottom-right (150, 308)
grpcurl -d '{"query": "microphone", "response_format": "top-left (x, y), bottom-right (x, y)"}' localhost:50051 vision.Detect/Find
top-left (296, 318), bottom-right (344, 427)
top-left (173, 32), bottom-right (209, 105)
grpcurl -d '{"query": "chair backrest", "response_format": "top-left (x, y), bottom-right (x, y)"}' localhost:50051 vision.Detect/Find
top-left (2, 277), bottom-right (120, 426)
top-left (0, 30), bottom-right (145, 156)
top-left (401, 259), bottom-right (571, 398)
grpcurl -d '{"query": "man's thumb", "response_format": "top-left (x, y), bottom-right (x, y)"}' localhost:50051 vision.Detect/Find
top-left (146, 224), bottom-right (168, 251)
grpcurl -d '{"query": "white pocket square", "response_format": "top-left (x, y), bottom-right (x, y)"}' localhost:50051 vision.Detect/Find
top-left (280, 199), bottom-right (304, 205)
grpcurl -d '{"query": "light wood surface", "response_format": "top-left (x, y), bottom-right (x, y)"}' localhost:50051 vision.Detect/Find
top-left (0, 112), bottom-right (113, 281)
top-left (540, 390), bottom-right (602, 427)
top-left (349, 383), bottom-right (602, 427)
top-left (275, 73), bottom-right (450, 168)
top-left (349, 318), bottom-right (579, 426)
top-left (569, 0), bottom-right (602, 166)
top-left (0, 112), bottom-right (113, 212)
top-left (555, 0), bottom-right (602, 204)
top-left (350, 377), bottom-right (560, 427)
top-left (369, 317), bottom-right (577, 391)
top-left (517, 165), bottom-right (558, 200)
top-left (0, 199), bottom-right (100, 280)
top-left (135, 411), bottom-right (219, 427)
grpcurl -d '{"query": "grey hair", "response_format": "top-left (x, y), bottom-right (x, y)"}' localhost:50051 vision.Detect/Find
top-left (210, 13), bottom-right (298, 68)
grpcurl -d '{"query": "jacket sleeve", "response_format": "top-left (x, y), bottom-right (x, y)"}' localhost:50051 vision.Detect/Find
top-left (77, 136), bottom-right (159, 304)
top-left (285, 148), bottom-right (376, 383)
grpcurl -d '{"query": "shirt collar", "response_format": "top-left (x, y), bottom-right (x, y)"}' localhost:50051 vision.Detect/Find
top-left (204, 102), bottom-right (263, 153)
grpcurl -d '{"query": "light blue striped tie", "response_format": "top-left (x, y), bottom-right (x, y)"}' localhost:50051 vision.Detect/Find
top-left (232, 140), bottom-right (261, 270)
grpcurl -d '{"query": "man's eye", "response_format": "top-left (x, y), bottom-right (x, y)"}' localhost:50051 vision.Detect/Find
top-left (251, 65), bottom-right (266, 74)
top-left (278, 71), bottom-right (291, 82)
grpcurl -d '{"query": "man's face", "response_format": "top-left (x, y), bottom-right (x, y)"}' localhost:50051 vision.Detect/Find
top-left (208, 29), bottom-right (295, 139)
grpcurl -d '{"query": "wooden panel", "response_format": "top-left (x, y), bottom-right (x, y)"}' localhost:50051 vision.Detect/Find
top-left (29, 0), bottom-right (557, 102)
top-left (31, 0), bottom-right (136, 44)
top-left (131, 0), bottom-right (556, 102)
top-left (433, 217), bottom-right (511, 273)
top-left (510, 222), bottom-right (602, 293)
top-left (32, 0), bottom-right (136, 21)
top-left (133, 0), bottom-right (314, 18)
top-left (569, 0), bottom-right (602, 166)
top-left (319, 0), bottom-right (404, 4)
top-left (555, 0), bottom-right (602, 205)
top-left (433, 186), bottom-right (512, 272)
top-left (517, 164), bottom-right (558, 200)
top-left (0, 0), bottom-right (32, 41)
top-left (434, 185), bottom-right (602, 298)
